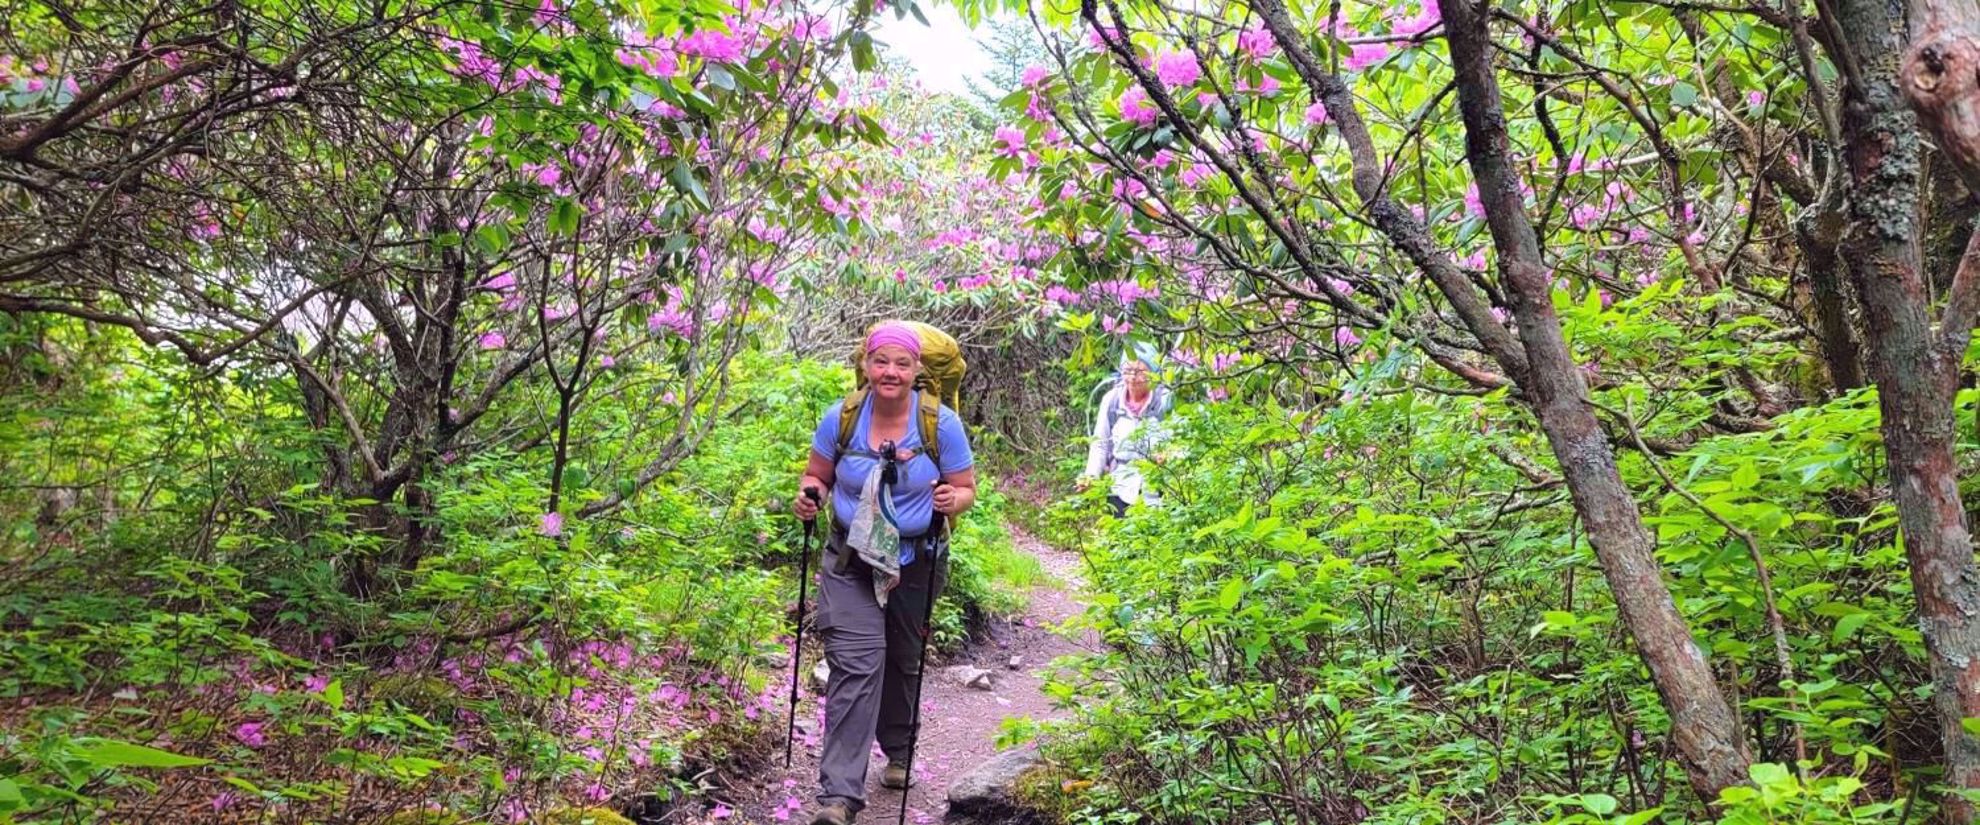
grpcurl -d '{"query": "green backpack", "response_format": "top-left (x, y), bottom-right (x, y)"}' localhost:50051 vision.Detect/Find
top-left (834, 320), bottom-right (965, 470)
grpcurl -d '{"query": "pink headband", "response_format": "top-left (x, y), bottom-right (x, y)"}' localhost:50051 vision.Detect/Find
top-left (865, 322), bottom-right (922, 358)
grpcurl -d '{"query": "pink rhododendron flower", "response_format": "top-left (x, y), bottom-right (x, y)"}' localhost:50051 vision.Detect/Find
top-left (1153, 52), bottom-right (1201, 87)
top-left (234, 721), bottom-right (267, 748)
top-left (994, 125), bottom-right (1025, 158)
top-left (533, 0), bottom-right (564, 26)
top-left (1238, 27), bottom-right (1276, 59)
top-left (820, 191), bottom-right (853, 219)
top-left (1570, 202), bottom-right (1604, 230)
top-left (647, 309), bottom-right (690, 338)
top-left (478, 331), bottom-right (506, 350)
top-left (678, 30), bottom-right (744, 63)
top-left (539, 512), bottom-right (563, 537)
top-left (1335, 327), bottom-right (1362, 347)
top-left (1391, 4), bottom-right (1441, 37)
top-left (1304, 101), bottom-right (1330, 126)
top-left (188, 205), bottom-right (222, 241)
top-left (1118, 86), bottom-right (1160, 127)
top-left (1024, 94), bottom-right (1051, 121)
top-left (1021, 65), bottom-right (1049, 87)
top-left (792, 16), bottom-right (834, 41)
top-left (1345, 43), bottom-right (1390, 71)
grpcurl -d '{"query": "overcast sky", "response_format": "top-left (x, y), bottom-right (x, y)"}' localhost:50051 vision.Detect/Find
top-left (871, 5), bottom-right (998, 96)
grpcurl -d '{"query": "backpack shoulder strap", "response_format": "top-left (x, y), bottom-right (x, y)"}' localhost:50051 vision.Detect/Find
top-left (835, 388), bottom-right (868, 459)
top-left (919, 391), bottom-right (954, 540)
top-left (917, 391), bottom-right (943, 471)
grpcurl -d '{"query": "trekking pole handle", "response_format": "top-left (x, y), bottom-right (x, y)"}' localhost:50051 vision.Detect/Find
top-left (799, 485), bottom-right (823, 522)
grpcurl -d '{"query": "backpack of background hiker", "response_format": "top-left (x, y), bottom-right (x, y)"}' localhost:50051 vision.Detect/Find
top-left (834, 320), bottom-right (965, 469)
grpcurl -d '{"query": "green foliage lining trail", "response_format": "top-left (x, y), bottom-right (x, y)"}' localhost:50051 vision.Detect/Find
top-left (0, 339), bottom-right (1040, 823)
top-left (1009, 367), bottom-right (1952, 825)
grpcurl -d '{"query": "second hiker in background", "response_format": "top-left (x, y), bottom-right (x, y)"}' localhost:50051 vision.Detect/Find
top-left (1080, 352), bottom-right (1173, 517)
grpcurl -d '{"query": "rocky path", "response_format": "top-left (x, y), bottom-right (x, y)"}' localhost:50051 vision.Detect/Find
top-left (711, 525), bottom-right (1095, 824)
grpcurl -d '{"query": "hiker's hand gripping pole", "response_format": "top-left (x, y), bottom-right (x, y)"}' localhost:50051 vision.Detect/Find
top-left (785, 486), bottom-right (823, 768)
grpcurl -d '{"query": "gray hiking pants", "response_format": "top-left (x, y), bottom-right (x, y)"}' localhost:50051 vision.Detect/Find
top-left (815, 530), bottom-right (947, 813)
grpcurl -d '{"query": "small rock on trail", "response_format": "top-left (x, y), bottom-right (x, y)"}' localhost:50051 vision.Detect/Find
top-left (946, 665), bottom-right (994, 690)
top-left (947, 746), bottom-right (1045, 818)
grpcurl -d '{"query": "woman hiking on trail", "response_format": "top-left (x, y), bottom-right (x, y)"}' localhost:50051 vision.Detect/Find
top-left (1079, 352), bottom-right (1172, 517)
top-left (793, 322), bottom-right (976, 825)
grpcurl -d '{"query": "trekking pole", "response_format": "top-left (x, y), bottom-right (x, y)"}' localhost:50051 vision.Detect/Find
top-left (785, 487), bottom-right (823, 768)
top-left (897, 511), bottom-right (945, 825)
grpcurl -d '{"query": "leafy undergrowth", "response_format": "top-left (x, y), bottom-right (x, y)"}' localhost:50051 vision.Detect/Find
top-left (1, 628), bottom-right (773, 822)
top-left (0, 490), bottom-right (794, 823)
top-left (986, 453), bottom-right (1095, 556)
top-left (1015, 380), bottom-right (1951, 824)
top-left (0, 353), bottom-right (1038, 823)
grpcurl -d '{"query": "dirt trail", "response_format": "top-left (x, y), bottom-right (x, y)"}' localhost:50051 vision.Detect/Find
top-left (715, 525), bottom-right (1095, 824)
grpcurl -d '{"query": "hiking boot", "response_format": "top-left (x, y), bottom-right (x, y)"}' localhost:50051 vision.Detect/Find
top-left (880, 762), bottom-right (912, 790)
top-left (810, 802), bottom-right (855, 825)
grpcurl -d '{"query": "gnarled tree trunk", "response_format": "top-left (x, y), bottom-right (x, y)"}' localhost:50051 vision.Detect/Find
top-left (1434, 0), bottom-right (1753, 802)
top-left (1834, 0), bottom-right (1980, 818)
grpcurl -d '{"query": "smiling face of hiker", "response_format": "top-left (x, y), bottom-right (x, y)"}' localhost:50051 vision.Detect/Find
top-left (1122, 360), bottom-right (1152, 395)
top-left (863, 345), bottom-right (920, 400)
top-left (863, 323), bottom-right (923, 401)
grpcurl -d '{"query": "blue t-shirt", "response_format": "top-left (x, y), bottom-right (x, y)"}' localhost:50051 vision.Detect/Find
top-left (811, 392), bottom-right (974, 565)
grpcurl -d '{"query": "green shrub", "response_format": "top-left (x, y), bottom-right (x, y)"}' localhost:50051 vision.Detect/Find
top-left (1036, 374), bottom-right (1952, 823)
